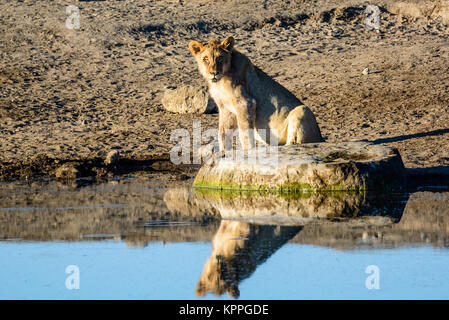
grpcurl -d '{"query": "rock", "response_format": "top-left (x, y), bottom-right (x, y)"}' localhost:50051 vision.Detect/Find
top-left (193, 188), bottom-right (404, 226)
top-left (362, 67), bottom-right (370, 75)
top-left (397, 191), bottom-right (449, 234)
top-left (161, 85), bottom-right (217, 114)
top-left (387, 2), bottom-right (449, 21)
top-left (193, 141), bottom-right (407, 192)
top-left (55, 163), bottom-right (80, 180)
top-left (161, 185), bottom-right (406, 226)
top-left (105, 150), bottom-right (120, 165)
top-left (163, 188), bottom-right (219, 218)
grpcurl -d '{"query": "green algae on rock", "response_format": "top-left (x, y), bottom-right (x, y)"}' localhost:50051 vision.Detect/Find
top-left (193, 141), bottom-right (407, 192)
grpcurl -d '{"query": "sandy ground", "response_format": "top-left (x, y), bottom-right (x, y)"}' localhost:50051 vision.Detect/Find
top-left (0, 0), bottom-right (448, 180)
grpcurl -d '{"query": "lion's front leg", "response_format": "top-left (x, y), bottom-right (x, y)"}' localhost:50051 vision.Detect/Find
top-left (218, 106), bottom-right (237, 154)
top-left (233, 96), bottom-right (256, 150)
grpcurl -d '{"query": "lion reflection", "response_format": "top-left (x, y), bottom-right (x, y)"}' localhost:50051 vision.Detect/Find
top-left (195, 220), bottom-right (301, 298)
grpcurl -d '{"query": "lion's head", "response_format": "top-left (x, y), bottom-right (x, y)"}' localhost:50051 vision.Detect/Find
top-left (189, 36), bottom-right (235, 83)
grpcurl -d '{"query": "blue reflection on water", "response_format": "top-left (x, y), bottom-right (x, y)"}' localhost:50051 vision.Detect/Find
top-left (1, 240), bottom-right (448, 300)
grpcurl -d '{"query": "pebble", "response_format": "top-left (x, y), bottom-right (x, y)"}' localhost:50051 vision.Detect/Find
top-left (55, 163), bottom-right (80, 179)
top-left (105, 150), bottom-right (120, 165)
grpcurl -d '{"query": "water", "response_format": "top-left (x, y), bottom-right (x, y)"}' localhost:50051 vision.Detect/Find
top-left (0, 179), bottom-right (448, 299)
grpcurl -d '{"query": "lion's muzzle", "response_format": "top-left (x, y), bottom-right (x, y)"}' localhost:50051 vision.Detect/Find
top-left (209, 73), bottom-right (221, 82)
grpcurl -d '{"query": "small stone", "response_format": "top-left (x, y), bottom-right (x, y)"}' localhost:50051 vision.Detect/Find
top-left (362, 67), bottom-right (370, 75)
top-left (161, 85), bottom-right (217, 114)
top-left (55, 163), bottom-right (80, 180)
top-left (105, 150), bottom-right (120, 165)
top-left (274, 19), bottom-right (283, 27)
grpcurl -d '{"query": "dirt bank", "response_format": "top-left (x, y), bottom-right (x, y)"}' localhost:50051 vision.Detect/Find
top-left (0, 0), bottom-right (448, 181)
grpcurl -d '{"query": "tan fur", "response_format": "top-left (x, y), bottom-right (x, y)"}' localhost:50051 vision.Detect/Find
top-left (195, 220), bottom-right (301, 298)
top-left (189, 36), bottom-right (324, 151)
top-left (195, 221), bottom-right (248, 298)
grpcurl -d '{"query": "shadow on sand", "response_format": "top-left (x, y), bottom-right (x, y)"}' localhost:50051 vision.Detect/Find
top-left (370, 128), bottom-right (449, 188)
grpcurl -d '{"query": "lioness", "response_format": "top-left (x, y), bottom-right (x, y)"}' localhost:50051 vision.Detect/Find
top-left (189, 36), bottom-right (323, 152)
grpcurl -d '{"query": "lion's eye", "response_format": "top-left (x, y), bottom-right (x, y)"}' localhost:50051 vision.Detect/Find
top-left (203, 57), bottom-right (209, 63)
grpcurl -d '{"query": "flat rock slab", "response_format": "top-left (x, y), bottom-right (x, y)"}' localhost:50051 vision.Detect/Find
top-left (193, 141), bottom-right (407, 191)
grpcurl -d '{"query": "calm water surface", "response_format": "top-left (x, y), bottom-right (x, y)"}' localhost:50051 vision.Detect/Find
top-left (0, 180), bottom-right (448, 299)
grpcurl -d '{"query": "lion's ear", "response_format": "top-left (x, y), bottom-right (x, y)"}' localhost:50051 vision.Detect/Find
top-left (189, 40), bottom-right (204, 56)
top-left (221, 36), bottom-right (235, 52)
